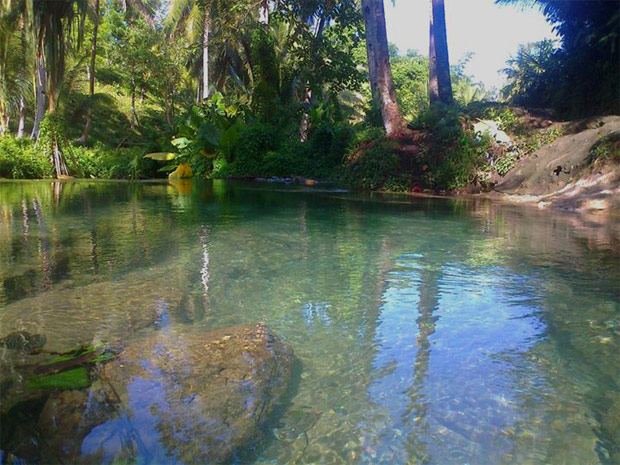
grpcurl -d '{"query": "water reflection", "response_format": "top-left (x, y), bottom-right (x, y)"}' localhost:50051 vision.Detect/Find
top-left (0, 180), bottom-right (617, 465)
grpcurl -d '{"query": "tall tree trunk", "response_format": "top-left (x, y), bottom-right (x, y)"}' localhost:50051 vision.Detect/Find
top-left (361, 0), bottom-right (406, 138)
top-left (17, 96), bottom-right (26, 137)
top-left (429, 0), bottom-right (452, 105)
top-left (202, 12), bottom-right (210, 100)
top-left (79, 0), bottom-right (99, 145)
top-left (31, 53), bottom-right (46, 139)
top-left (259, 0), bottom-right (268, 24)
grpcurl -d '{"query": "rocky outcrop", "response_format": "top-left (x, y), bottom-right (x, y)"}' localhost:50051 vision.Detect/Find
top-left (33, 324), bottom-right (295, 464)
top-left (494, 116), bottom-right (620, 212)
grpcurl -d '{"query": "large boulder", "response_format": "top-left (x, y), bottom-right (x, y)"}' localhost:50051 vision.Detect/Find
top-left (495, 115), bottom-right (620, 196)
top-left (35, 324), bottom-right (295, 464)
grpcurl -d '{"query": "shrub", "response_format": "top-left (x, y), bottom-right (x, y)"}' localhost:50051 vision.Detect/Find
top-left (227, 122), bottom-right (280, 176)
top-left (69, 145), bottom-right (159, 179)
top-left (343, 138), bottom-right (400, 190)
top-left (0, 137), bottom-right (53, 178)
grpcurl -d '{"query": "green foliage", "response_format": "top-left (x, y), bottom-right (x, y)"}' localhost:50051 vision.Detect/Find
top-left (390, 53), bottom-right (429, 121)
top-left (71, 145), bottom-right (159, 179)
top-left (345, 104), bottom-right (491, 192)
top-left (429, 134), bottom-right (489, 191)
top-left (499, 0), bottom-right (620, 119)
top-left (37, 113), bottom-right (68, 159)
top-left (221, 122), bottom-right (280, 176)
top-left (481, 106), bottom-right (525, 135)
top-left (0, 137), bottom-right (52, 178)
top-left (519, 126), bottom-right (563, 155)
top-left (210, 119), bottom-right (355, 180)
top-left (501, 40), bottom-right (558, 110)
top-left (412, 102), bottom-right (463, 143)
top-left (589, 134), bottom-right (620, 164)
top-left (495, 151), bottom-right (519, 177)
top-left (0, 135), bottom-right (158, 180)
top-left (342, 139), bottom-right (400, 190)
top-left (497, 0), bottom-right (619, 115)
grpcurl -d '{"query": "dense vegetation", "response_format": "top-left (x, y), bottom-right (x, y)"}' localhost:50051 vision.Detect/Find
top-left (0, 0), bottom-right (617, 191)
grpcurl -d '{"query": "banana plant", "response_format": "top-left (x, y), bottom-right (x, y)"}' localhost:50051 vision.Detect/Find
top-left (144, 92), bottom-right (245, 173)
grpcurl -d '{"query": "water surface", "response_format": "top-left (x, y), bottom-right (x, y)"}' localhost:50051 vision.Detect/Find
top-left (0, 180), bottom-right (618, 465)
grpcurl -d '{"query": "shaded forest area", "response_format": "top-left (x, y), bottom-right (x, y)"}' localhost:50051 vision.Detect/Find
top-left (0, 0), bottom-right (618, 192)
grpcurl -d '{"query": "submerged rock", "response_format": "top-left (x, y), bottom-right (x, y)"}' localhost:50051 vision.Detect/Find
top-left (38, 387), bottom-right (113, 464)
top-left (0, 264), bottom-right (189, 353)
top-left (0, 331), bottom-right (46, 353)
top-left (32, 324), bottom-right (295, 464)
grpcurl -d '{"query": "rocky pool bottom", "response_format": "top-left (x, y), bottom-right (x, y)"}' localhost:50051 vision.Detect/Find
top-left (0, 180), bottom-right (618, 465)
top-left (2, 324), bottom-right (295, 464)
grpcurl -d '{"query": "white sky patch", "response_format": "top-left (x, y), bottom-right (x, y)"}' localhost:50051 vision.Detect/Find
top-left (385, 0), bottom-right (558, 91)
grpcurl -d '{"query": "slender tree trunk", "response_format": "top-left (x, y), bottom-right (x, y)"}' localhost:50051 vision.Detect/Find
top-left (299, 89), bottom-right (311, 142)
top-left (429, 0), bottom-right (452, 105)
top-left (0, 113), bottom-right (9, 135)
top-left (299, 13), bottom-right (327, 141)
top-left (259, 0), bottom-right (269, 24)
top-left (79, 0), bottom-right (99, 145)
top-left (17, 96), bottom-right (26, 137)
top-left (202, 12), bottom-right (210, 100)
top-left (31, 53), bottom-right (46, 139)
top-left (361, 0), bottom-right (406, 138)
top-left (130, 88), bottom-right (138, 129)
top-left (51, 137), bottom-right (69, 178)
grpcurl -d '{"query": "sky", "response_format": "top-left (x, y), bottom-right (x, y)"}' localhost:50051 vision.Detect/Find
top-left (384, 0), bottom-right (558, 91)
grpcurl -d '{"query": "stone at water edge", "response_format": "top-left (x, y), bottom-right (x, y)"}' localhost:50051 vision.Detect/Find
top-left (41, 323), bottom-right (295, 464)
top-left (168, 164), bottom-right (192, 179)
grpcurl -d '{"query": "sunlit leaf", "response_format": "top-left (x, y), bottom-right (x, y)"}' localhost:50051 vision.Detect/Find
top-left (144, 152), bottom-right (178, 161)
top-left (171, 137), bottom-right (191, 149)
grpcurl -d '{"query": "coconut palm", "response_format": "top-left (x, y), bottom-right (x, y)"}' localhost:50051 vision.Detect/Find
top-left (166, 0), bottom-right (268, 100)
top-left (32, 0), bottom-right (88, 176)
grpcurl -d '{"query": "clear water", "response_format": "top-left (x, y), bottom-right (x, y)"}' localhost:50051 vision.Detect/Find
top-left (0, 180), bottom-right (618, 465)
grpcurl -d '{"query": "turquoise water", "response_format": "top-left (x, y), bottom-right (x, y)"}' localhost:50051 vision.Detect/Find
top-left (0, 180), bottom-right (618, 464)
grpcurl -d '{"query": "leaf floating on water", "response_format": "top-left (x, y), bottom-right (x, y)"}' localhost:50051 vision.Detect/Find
top-left (36, 344), bottom-right (115, 375)
top-left (27, 367), bottom-right (90, 390)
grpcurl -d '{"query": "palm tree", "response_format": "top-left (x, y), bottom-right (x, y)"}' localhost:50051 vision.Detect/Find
top-left (428, 0), bottom-right (452, 105)
top-left (167, 0), bottom-right (274, 101)
top-left (33, 0), bottom-right (88, 176)
top-left (0, 0), bottom-right (33, 136)
top-left (361, 0), bottom-right (406, 137)
top-left (167, 0), bottom-right (214, 100)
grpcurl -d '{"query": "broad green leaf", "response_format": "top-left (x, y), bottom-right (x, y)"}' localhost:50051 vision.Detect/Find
top-left (198, 123), bottom-right (221, 147)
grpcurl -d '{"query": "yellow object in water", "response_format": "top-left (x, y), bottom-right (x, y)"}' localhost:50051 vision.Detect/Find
top-left (168, 164), bottom-right (192, 179)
